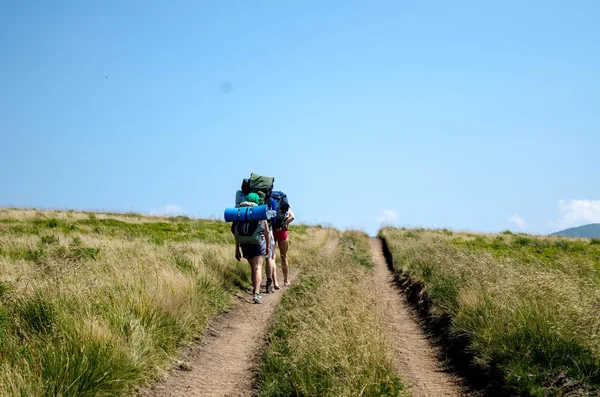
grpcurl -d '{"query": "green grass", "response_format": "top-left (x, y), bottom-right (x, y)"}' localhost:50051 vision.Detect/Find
top-left (340, 230), bottom-right (374, 269)
top-left (380, 227), bottom-right (600, 396)
top-left (0, 208), bottom-right (280, 396)
top-left (257, 230), bottom-right (407, 397)
top-left (0, 212), bottom-right (236, 244)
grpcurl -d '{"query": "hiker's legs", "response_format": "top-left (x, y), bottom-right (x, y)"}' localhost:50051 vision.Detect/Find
top-left (267, 257), bottom-right (277, 288)
top-left (248, 256), bottom-right (263, 295)
top-left (265, 231), bottom-right (278, 291)
top-left (271, 231), bottom-right (280, 288)
top-left (278, 239), bottom-right (290, 285)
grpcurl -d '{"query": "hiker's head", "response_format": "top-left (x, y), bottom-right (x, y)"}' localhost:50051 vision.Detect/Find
top-left (246, 193), bottom-right (260, 205)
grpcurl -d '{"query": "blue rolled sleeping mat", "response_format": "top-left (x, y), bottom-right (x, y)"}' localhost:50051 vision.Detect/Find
top-left (224, 205), bottom-right (268, 222)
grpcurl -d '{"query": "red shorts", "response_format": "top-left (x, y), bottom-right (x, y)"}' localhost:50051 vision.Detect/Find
top-left (273, 230), bottom-right (289, 242)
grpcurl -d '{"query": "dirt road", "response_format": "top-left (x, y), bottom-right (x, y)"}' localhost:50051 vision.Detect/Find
top-left (369, 238), bottom-right (469, 397)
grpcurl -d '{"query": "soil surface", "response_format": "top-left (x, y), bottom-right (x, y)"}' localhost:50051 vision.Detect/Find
top-left (142, 273), bottom-right (295, 397)
top-left (369, 238), bottom-right (470, 397)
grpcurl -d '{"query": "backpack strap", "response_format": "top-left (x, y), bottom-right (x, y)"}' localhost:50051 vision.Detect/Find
top-left (235, 206), bottom-right (255, 221)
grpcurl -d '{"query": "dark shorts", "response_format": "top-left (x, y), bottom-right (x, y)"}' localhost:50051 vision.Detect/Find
top-left (240, 241), bottom-right (266, 259)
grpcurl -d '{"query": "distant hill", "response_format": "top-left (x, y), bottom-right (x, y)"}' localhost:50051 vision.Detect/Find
top-left (551, 223), bottom-right (600, 238)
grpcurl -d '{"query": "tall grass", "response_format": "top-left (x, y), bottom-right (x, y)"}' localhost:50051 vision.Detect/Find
top-left (380, 227), bottom-right (600, 396)
top-left (257, 230), bottom-right (407, 397)
top-left (0, 208), bottom-right (316, 396)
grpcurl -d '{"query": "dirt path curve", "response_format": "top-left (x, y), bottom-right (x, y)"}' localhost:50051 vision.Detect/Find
top-left (369, 239), bottom-right (469, 397)
top-left (143, 272), bottom-right (296, 397)
top-left (142, 229), bottom-right (338, 397)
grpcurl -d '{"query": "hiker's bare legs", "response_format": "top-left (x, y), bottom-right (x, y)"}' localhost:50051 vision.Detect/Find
top-left (265, 257), bottom-right (274, 288)
top-left (236, 243), bottom-right (263, 295)
top-left (249, 256), bottom-right (263, 295)
top-left (271, 234), bottom-right (279, 288)
top-left (265, 231), bottom-right (279, 290)
top-left (278, 239), bottom-right (290, 285)
top-left (267, 257), bottom-right (279, 289)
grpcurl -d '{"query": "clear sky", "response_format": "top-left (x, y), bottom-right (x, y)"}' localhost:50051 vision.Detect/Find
top-left (1, 1), bottom-right (599, 236)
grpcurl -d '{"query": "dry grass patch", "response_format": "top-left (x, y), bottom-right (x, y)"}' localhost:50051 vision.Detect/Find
top-left (0, 208), bottom-right (316, 397)
top-left (257, 230), bottom-right (407, 397)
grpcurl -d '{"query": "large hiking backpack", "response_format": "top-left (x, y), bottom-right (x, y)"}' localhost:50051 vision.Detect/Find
top-left (247, 173), bottom-right (274, 205)
top-left (231, 202), bottom-right (264, 244)
top-left (271, 191), bottom-right (290, 229)
top-left (235, 173), bottom-right (275, 208)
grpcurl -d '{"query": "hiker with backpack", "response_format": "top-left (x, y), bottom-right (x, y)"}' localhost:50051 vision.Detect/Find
top-left (271, 191), bottom-right (295, 286)
top-left (233, 192), bottom-right (273, 304)
top-left (230, 174), bottom-right (277, 303)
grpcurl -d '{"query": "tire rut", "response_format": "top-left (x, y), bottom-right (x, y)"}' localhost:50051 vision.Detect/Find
top-left (369, 238), bottom-right (469, 397)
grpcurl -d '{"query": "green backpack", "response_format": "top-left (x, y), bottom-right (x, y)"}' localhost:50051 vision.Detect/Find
top-left (246, 173), bottom-right (274, 205)
top-left (231, 202), bottom-right (264, 244)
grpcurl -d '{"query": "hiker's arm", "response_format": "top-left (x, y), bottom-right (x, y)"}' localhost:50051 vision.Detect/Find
top-left (282, 210), bottom-right (295, 229)
top-left (235, 242), bottom-right (241, 261)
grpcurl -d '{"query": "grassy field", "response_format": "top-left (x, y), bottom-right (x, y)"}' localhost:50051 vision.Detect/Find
top-left (257, 230), bottom-right (408, 397)
top-left (0, 208), bottom-right (313, 397)
top-left (380, 227), bottom-right (600, 396)
top-left (9, 206), bottom-right (597, 396)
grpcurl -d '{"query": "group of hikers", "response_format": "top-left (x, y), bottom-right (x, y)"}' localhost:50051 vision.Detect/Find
top-left (228, 174), bottom-right (295, 304)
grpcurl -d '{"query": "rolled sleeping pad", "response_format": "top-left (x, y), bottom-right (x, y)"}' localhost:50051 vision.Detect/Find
top-left (224, 205), bottom-right (268, 222)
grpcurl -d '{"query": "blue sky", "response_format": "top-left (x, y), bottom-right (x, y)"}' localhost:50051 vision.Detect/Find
top-left (1, 0), bottom-right (599, 236)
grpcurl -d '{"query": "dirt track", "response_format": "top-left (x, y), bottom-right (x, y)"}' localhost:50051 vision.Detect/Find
top-left (369, 238), bottom-right (469, 397)
top-left (142, 272), bottom-right (295, 397)
top-left (142, 229), bottom-right (336, 397)
top-left (143, 235), bottom-right (468, 397)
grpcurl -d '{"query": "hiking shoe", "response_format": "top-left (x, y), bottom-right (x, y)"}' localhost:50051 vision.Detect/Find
top-left (265, 278), bottom-right (274, 294)
top-left (253, 294), bottom-right (262, 304)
